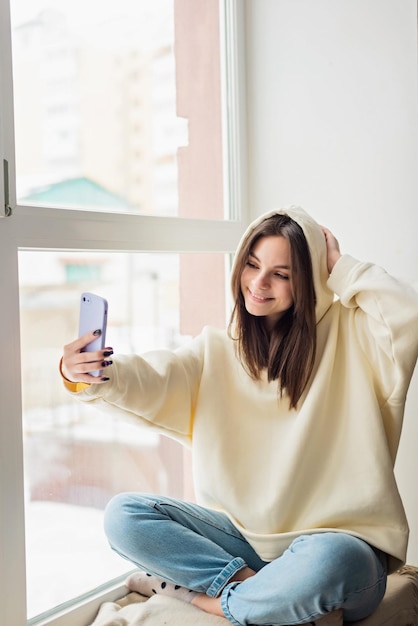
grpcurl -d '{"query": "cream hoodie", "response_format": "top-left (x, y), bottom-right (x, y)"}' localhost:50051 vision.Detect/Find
top-left (72, 207), bottom-right (418, 573)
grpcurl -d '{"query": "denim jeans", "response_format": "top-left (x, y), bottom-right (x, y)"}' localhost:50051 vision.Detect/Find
top-left (104, 493), bottom-right (387, 626)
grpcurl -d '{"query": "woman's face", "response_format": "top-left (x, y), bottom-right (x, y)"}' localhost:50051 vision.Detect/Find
top-left (240, 235), bottom-right (294, 329)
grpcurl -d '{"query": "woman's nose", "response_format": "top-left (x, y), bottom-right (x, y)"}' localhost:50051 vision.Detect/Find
top-left (253, 272), bottom-right (269, 289)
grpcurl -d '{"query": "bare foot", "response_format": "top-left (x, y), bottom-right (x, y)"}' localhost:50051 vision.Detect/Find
top-left (191, 566), bottom-right (256, 617)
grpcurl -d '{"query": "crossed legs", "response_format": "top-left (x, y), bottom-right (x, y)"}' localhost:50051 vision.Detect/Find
top-left (104, 493), bottom-right (387, 625)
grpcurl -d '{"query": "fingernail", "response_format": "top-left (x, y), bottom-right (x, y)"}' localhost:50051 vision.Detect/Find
top-left (93, 329), bottom-right (102, 336)
top-left (101, 360), bottom-right (113, 367)
top-left (101, 376), bottom-right (110, 382)
top-left (103, 349), bottom-right (113, 357)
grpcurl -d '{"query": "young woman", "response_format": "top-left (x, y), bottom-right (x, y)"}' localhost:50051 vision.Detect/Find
top-left (61, 206), bottom-right (418, 626)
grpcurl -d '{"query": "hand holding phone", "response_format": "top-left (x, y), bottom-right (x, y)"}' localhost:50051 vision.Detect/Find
top-left (78, 292), bottom-right (108, 377)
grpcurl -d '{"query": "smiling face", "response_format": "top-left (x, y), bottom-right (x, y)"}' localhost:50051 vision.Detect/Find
top-left (240, 235), bottom-right (294, 329)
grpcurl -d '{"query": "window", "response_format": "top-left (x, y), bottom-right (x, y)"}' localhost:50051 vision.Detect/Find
top-left (20, 249), bottom-right (227, 618)
top-left (0, 1), bottom-right (246, 625)
top-left (10, 0), bottom-right (230, 219)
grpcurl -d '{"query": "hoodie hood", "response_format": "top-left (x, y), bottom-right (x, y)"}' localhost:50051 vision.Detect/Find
top-left (232, 206), bottom-right (334, 322)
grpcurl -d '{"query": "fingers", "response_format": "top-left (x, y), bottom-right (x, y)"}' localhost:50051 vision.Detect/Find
top-left (62, 350), bottom-right (114, 384)
top-left (321, 225), bottom-right (336, 243)
top-left (62, 330), bottom-right (114, 384)
top-left (320, 226), bottom-right (339, 249)
top-left (320, 225), bottom-right (341, 274)
top-left (67, 329), bottom-right (102, 352)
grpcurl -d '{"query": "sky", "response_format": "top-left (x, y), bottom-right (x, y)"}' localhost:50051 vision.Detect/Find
top-left (10, 0), bottom-right (172, 27)
top-left (10, 0), bottom-right (173, 50)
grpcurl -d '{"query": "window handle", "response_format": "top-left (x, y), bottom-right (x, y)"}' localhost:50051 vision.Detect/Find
top-left (2, 159), bottom-right (12, 217)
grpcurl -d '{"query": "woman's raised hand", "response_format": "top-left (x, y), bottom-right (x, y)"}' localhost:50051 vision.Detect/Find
top-left (61, 330), bottom-right (113, 384)
top-left (321, 226), bottom-right (342, 274)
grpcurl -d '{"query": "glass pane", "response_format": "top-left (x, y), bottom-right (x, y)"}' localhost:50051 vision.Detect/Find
top-left (10, 0), bottom-right (225, 219)
top-left (19, 249), bottom-right (226, 619)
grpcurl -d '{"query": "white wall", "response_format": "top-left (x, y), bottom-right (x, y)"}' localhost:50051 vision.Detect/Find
top-left (244, 0), bottom-right (418, 564)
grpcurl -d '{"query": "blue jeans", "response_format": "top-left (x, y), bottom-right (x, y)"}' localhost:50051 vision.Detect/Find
top-left (104, 493), bottom-right (387, 625)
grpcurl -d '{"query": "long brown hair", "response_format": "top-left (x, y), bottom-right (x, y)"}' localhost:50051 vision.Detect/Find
top-left (228, 214), bottom-right (317, 409)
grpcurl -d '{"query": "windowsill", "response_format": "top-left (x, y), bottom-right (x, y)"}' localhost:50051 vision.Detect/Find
top-left (29, 576), bottom-right (133, 626)
top-left (25, 501), bottom-right (132, 620)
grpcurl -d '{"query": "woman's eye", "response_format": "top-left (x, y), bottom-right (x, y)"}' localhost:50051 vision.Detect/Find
top-left (247, 261), bottom-right (258, 269)
top-left (275, 273), bottom-right (289, 280)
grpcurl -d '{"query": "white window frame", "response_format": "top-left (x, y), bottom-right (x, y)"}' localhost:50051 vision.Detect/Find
top-left (0, 0), bottom-right (247, 624)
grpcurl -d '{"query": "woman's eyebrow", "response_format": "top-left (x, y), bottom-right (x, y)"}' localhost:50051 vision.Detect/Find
top-left (249, 252), bottom-right (290, 270)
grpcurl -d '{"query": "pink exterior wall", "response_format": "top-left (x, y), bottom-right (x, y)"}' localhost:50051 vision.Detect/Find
top-left (175, 0), bottom-right (226, 338)
top-left (175, 0), bottom-right (226, 498)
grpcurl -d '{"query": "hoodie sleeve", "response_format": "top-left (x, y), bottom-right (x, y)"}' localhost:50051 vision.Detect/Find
top-left (327, 254), bottom-right (418, 403)
top-left (69, 337), bottom-right (204, 445)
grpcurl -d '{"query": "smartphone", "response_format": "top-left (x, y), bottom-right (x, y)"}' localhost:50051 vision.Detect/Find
top-left (78, 292), bottom-right (108, 377)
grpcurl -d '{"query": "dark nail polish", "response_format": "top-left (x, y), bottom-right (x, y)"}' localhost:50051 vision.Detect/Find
top-left (103, 350), bottom-right (113, 357)
top-left (101, 360), bottom-right (113, 367)
top-left (101, 376), bottom-right (110, 382)
top-left (93, 329), bottom-right (102, 336)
